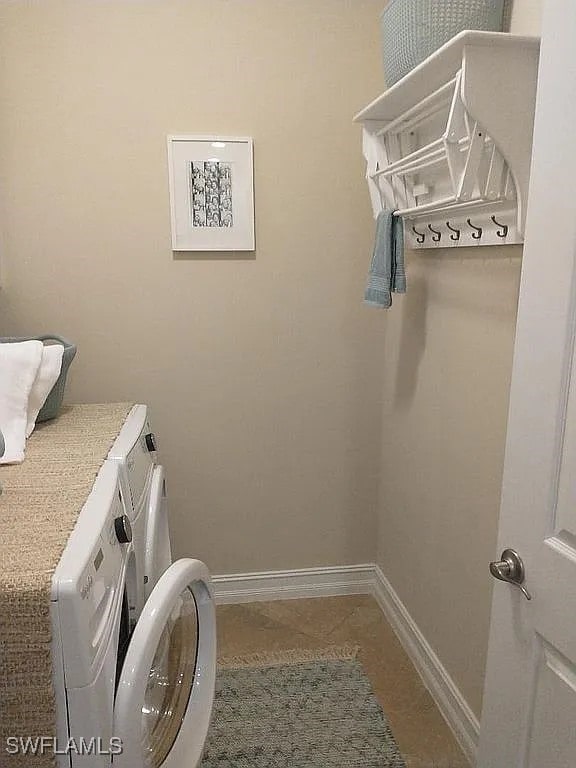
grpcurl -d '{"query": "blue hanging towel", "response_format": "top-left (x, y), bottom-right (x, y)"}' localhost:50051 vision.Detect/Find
top-left (364, 210), bottom-right (406, 308)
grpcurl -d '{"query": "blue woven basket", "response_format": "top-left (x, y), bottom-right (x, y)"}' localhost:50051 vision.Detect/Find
top-left (380, 0), bottom-right (505, 86)
top-left (0, 334), bottom-right (77, 422)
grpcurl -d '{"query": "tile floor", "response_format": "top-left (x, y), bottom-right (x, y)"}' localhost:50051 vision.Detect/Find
top-left (216, 595), bottom-right (470, 768)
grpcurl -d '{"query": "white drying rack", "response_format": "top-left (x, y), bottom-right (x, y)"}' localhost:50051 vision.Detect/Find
top-left (354, 32), bottom-right (540, 249)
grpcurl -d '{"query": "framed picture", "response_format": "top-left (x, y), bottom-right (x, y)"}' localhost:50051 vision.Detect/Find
top-left (167, 135), bottom-right (255, 251)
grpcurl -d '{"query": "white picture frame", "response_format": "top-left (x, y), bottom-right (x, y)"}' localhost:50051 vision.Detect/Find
top-left (167, 135), bottom-right (255, 251)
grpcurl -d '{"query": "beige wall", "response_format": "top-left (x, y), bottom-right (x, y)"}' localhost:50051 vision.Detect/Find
top-left (375, 0), bottom-right (542, 719)
top-left (375, 253), bottom-right (521, 717)
top-left (0, 0), bottom-right (385, 572)
top-left (509, 0), bottom-right (542, 35)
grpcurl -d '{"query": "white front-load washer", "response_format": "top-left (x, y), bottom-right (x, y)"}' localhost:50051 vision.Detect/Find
top-left (51, 460), bottom-right (216, 768)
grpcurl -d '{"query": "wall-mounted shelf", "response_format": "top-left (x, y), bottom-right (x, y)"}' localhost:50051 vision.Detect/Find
top-left (354, 31), bottom-right (540, 249)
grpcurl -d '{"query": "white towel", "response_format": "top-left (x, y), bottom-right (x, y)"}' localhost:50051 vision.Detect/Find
top-left (0, 340), bottom-right (43, 463)
top-left (26, 343), bottom-right (64, 437)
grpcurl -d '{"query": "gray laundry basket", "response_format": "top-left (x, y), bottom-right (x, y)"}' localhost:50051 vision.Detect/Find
top-left (0, 334), bottom-right (77, 422)
top-left (380, 0), bottom-right (505, 86)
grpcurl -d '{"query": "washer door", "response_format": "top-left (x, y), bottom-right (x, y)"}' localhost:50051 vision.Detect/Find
top-left (114, 558), bottom-right (216, 768)
top-left (144, 465), bottom-right (172, 600)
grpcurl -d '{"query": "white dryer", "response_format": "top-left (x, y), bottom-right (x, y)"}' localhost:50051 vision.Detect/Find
top-left (51, 461), bottom-right (216, 768)
top-left (107, 405), bottom-right (172, 616)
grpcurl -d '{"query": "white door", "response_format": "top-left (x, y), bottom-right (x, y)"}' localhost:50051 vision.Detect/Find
top-left (478, 1), bottom-right (576, 766)
top-left (114, 558), bottom-right (216, 768)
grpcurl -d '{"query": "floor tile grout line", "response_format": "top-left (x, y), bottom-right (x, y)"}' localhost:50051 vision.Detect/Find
top-left (322, 603), bottom-right (364, 640)
top-left (248, 599), bottom-right (364, 644)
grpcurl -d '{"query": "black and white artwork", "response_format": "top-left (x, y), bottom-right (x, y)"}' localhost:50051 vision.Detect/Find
top-left (168, 135), bottom-right (254, 251)
top-left (189, 161), bottom-right (233, 228)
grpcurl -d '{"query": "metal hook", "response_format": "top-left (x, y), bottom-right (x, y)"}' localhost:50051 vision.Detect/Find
top-left (467, 219), bottom-right (483, 240)
top-left (412, 225), bottom-right (425, 244)
top-left (491, 215), bottom-right (509, 238)
top-left (428, 224), bottom-right (441, 243)
top-left (445, 221), bottom-right (460, 242)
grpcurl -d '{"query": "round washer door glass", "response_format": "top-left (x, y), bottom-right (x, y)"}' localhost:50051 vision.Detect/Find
top-left (114, 558), bottom-right (216, 768)
top-left (143, 586), bottom-right (198, 767)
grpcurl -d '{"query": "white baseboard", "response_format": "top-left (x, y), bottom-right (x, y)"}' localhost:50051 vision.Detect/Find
top-left (213, 562), bottom-right (479, 765)
top-left (212, 563), bottom-right (375, 604)
top-left (372, 565), bottom-right (479, 766)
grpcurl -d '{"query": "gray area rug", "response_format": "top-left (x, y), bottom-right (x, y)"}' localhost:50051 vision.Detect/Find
top-left (201, 646), bottom-right (406, 768)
